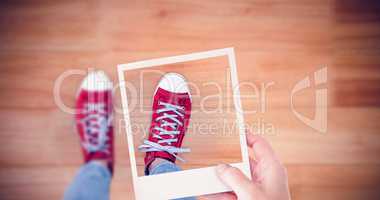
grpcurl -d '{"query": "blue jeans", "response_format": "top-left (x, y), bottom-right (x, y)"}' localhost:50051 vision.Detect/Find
top-left (64, 160), bottom-right (195, 200)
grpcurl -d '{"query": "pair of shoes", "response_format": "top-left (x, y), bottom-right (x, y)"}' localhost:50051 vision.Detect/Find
top-left (75, 71), bottom-right (191, 174)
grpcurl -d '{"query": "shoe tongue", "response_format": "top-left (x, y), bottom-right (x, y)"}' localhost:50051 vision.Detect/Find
top-left (159, 107), bottom-right (179, 130)
top-left (151, 104), bottom-right (180, 144)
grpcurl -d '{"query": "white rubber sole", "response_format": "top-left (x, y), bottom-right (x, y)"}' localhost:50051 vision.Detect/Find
top-left (76, 70), bottom-right (113, 97)
top-left (153, 72), bottom-right (192, 102)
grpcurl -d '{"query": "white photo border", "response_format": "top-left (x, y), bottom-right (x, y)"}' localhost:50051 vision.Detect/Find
top-left (117, 47), bottom-right (251, 200)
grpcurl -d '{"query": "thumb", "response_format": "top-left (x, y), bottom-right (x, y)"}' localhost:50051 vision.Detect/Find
top-left (216, 164), bottom-right (259, 199)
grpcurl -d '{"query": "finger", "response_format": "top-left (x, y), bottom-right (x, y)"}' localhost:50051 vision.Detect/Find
top-left (200, 192), bottom-right (236, 200)
top-left (246, 132), bottom-right (264, 147)
top-left (249, 158), bottom-right (260, 182)
top-left (246, 133), bottom-right (258, 160)
top-left (246, 134), bottom-right (277, 162)
top-left (216, 164), bottom-right (259, 199)
top-left (246, 131), bottom-right (256, 147)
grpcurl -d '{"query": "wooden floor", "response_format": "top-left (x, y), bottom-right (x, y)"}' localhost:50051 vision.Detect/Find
top-left (1, 0), bottom-right (380, 199)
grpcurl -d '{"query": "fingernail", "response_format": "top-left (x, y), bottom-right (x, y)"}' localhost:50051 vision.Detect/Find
top-left (216, 164), bottom-right (229, 174)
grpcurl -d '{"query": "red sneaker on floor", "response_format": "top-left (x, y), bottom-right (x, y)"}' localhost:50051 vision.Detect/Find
top-left (139, 73), bottom-right (192, 173)
top-left (75, 70), bottom-right (114, 174)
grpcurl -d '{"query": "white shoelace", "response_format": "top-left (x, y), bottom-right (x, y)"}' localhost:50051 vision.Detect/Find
top-left (138, 101), bottom-right (190, 162)
top-left (80, 103), bottom-right (111, 154)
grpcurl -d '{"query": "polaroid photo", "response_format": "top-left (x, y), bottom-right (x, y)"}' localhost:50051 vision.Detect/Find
top-left (117, 48), bottom-right (251, 199)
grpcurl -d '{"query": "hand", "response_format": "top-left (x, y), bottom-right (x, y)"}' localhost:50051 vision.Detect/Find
top-left (203, 133), bottom-right (291, 200)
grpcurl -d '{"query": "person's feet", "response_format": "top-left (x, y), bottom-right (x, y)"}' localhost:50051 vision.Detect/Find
top-left (138, 73), bottom-right (192, 174)
top-left (75, 70), bottom-right (114, 174)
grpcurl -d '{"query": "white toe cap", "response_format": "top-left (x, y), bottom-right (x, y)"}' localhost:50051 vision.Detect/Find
top-left (157, 73), bottom-right (190, 93)
top-left (80, 70), bottom-right (113, 91)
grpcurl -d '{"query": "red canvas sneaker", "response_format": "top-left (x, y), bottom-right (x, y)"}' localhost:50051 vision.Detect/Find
top-left (139, 73), bottom-right (192, 174)
top-left (75, 70), bottom-right (114, 174)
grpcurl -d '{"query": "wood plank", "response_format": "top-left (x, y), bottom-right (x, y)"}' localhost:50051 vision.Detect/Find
top-left (0, 0), bottom-right (379, 199)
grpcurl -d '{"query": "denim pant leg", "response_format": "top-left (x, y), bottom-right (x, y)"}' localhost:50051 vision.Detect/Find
top-left (150, 160), bottom-right (196, 200)
top-left (63, 161), bottom-right (111, 200)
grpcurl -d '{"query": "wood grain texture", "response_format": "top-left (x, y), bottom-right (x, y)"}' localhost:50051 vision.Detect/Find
top-left (0, 0), bottom-right (379, 199)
